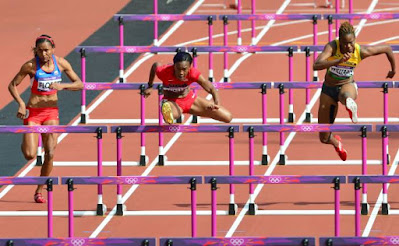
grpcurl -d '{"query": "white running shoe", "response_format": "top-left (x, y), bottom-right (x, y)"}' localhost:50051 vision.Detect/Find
top-left (345, 97), bottom-right (358, 123)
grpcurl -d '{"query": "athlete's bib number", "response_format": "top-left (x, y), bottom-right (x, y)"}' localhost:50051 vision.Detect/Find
top-left (329, 66), bottom-right (354, 78)
top-left (37, 79), bottom-right (61, 91)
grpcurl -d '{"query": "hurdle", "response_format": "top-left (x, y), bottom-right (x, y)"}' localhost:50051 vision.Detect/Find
top-left (375, 125), bottom-right (399, 215)
top-left (324, 14), bottom-right (399, 41)
top-left (320, 236), bottom-right (399, 246)
top-left (0, 238), bottom-right (155, 246)
top-left (61, 176), bottom-right (201, 237)
top-left (76, 46), bottom-right (184, 123)
top-left (205, 175), bottom-right (345, 237)
top-left (0, 177), bottom-right (58, 237)
top-left (348, 176), bottom-right (399, 236)
top-left (0, 125), bottom-right (108, 215)
top-left (161, 237), bottom-right (315, 246)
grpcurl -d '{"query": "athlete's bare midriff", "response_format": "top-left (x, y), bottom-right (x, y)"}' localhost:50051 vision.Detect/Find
top-left (27, 93), bottom-right (58, 108)
top-left (163, 87), bottom-right (190, 99)
top-left (324, 72), bottom-right (354, 87)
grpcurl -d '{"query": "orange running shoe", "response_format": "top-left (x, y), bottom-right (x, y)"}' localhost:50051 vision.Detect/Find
top-left (334, 135), bottom-right (347, 161)
top-left (34, 193), bottom-right (46, 203)
top-left (345, 98), bottom-right (358, 123)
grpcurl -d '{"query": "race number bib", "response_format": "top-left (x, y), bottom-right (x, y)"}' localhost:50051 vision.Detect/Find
top-left (37, 78), bottom-right (61, 91)
top-left (329, 66), bottom-right (354, 78)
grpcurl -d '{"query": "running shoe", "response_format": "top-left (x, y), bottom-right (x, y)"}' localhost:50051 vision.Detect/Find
top-left (334, 135), bottom-right (347, 161)
top-left (161, 101), bottom-right (174, 124)
top-left (345, 97), bottom-right (358, 123)
top-left (34, 193), bottom-right (46, 203)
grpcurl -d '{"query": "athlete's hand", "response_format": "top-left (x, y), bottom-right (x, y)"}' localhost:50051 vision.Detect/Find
top-left (207, 103), bottom-right (220, 111)
top-left (49, 83), bottom-right (63, 90)
top-left (143, 87), bottom-right (153, 98)
top-left (17, 105), bottom-right (27, 119)
top-left (386, 70), bottom-right (396, 79)
top-left (339, 52), bottom-right (352, 63)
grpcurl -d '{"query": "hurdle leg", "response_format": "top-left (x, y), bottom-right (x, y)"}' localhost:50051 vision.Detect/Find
top-left (211, 178), bottom-right (217, 237)
top-left (261, 84), bottom-right (269, 165)
top-left (191, 50), bottom-right (199, 124)
top-left (354, 177), bottom-right (361, 236)
top-left (381, 126), bottom-right (389, 215)
top-left (228, 128), bottom-right (237, 215)
top-left (140, 86), bottom-right (149, 166)
top-left (335, 0), bottom-right (340, 39)
top-left (305, 47), bottom-right (312, 123)
top-left (278, 84), bottom-right (287, 165)
top-left (67, 179), bottom-right (74, 237)
top-left (80, 48), bottom-right (88, 123)
top-left (237, 0), bottom-right (242, 45)
top-left (248, 127), bottom-right (257, 215)
top-left (383, 83), bottom-right (390, 164)
top-left (153, 0), bottom-right (159, 46)
top-left (96, 128), bottom-right (106, 215)
top-left (288, 47), bottom-right (295, 123)
top-left (190, 178), bottom-right (197, 237)
top-left (312, 16), bottom-right (319, 82)
top-left (118, 17), bottom-right (125, 83)
top-left (116, 128), bottom-right (125, 215)
top-left (208, 16), bottom-right (214, 82)
top-left (361, 126), bottom-right (369, 215)
top-left (251, 0), bottom-right (256, 45)
top-left (333, 177), bottom-right (340, 236)
top-left (222, 16), bottom-right (229, 82)
top-left (47, 179), bottom-right (54, 237)
top-left (158, 86), bottom-right (167, 166)
top-left (36, 135), bottom-right (43, 166)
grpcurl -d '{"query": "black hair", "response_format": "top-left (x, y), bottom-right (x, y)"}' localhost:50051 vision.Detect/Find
top-left (173, 52), bottom-right (193, 64)
top-left (339, 22), bottom-right (356, 39)
top-left (35, 34), bottom-right (55, 48)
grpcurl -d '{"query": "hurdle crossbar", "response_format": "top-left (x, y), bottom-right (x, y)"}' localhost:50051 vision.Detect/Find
top-left (62, 176), bottom-right (201, 237)
top-left (0, 238), bottom-right (155, 246)
top-left (113, 14), bottom-right (216, 21)
top-left (205, 175), bottom-right (345, 237)
top-left (320, 236), bottom-right (399, 246)
top-left (161, 237), bottom-right (316, 246)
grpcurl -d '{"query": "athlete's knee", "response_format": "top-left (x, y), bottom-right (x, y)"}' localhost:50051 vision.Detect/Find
top-left (222, 111), bottom-right (233, 123)
top-left (21, 145), bottom-right (36, 160)
top-left (44, 148), bottom-right (56, 160)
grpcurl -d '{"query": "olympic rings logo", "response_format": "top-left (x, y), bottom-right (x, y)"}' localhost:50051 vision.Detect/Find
top-left (168, 126), bottom-right (181, 132)
top-left (85, 84), bottom-right (97, 90)
top-left (236, 46), bottom-right (248, 53)
top-left (268, 176), bottom-right (282, 183)
top-left (125, 47), bottom-right (137, 53)
top-left (160, 16), bottom-right (171, 21)
top-left (369, 13), bottom-right (380, 19)
top-left (390, 237), bottom-right (399, 244)
top-left (70, 238), bottom-right (85, 246)
top-left (37, 127), bottom-right (49, 133)
top-left (125, 177), bottom-right (139, 184)
top-left (264, 14), bottom-right (274, 20)
top-left (300, 125), bottom-right (314, 132)
top-left (229, 238), bottom-right (245, 246)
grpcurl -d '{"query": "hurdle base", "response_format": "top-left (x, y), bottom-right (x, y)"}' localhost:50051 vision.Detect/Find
top-left (192, 115), bottom-right (198, 123)
top-left (96, 204), bottom-right (106, 216)
top-left (382, 203), bottom-right (389, 215)
top-left (288, 113), bottom-right (295, 123)
top-left (158, 155), bottom-right (165, 166)
top-left (387, 154), bottom-right (391, 165)
top-left (80, 114), bottom-right (86, 124)
top-left (279, 154), bottom-right (287, 165)
top-left (313, 75), bottom-right (318, 82)
top-left (223, 77), bottom-right (229, 83)
top-left (361, 203), bottom-right (369, 215)
top-left (119, 77), bottom-right (125, 83)
top-left (209, 77), bottom-right (214, 82)
top-left (116, 204), bottom-right (124, 216)
top-left (305, 112), bottom-right (312, 123)
top-left (176, 116), bottom-right (183, 124)
top-left (228, 203), bottom-right (237, 215)
top-left (139, 155), bottom-right (148, 166)
top-left (248, 203), bottom-right (257, 215)
top-left (36, 155), bottom-right (43, 166)
top-left (261, 154), bottom-right (269, 165)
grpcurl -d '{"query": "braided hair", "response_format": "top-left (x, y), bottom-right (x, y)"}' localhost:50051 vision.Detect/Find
top-left (339, 22), bottom-right (355, 39)
top-left (173, 52), bottom-right (193, 65)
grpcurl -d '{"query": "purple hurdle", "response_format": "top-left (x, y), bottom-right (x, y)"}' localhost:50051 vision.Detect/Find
top-left (61, 176), bottom-right (201, 237)
top-left (206, 175), bottom-right (345, 237)
top-left (161, 237), bottom-right (316, 246)
top-left (321, 236), bottom-right (399, 246)
top-left (0, 177), bottom-right (58, 237)
top-left (0, 238), bottom-right (155, 246)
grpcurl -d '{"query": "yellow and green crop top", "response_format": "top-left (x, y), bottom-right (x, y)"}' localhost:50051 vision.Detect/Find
top-left (327, 39), bottom-right (362, 80)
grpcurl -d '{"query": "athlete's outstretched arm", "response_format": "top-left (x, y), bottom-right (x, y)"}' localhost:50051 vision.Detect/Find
top-left (143, 62), bottom-right (160, 98)
top-left (196, 74), bottom-right (220, 105)
top-left (52, 57), bottom-right (83, 91)
top-left (8, 62), bottom-right (31, 119)
top-left (313, 41), bottom-right (351, 70)
top-left (361, 45), bottom-right (396, 78)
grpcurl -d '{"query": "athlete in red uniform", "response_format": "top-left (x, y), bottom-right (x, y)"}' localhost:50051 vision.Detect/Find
top-left (144, 52), bottom-right (232, 124)
top-left (8, 35), bottom-right (83, 203)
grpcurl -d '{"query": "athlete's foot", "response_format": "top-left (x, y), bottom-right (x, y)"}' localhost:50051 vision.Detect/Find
top-left (345, 98), bottom-right (358, 123)
top-left (333, 135), bottom-right (347, 161)
top-left (161, 101), bottom-right (174, 124)
top-left (34, 193), bottom-right (46, 203)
